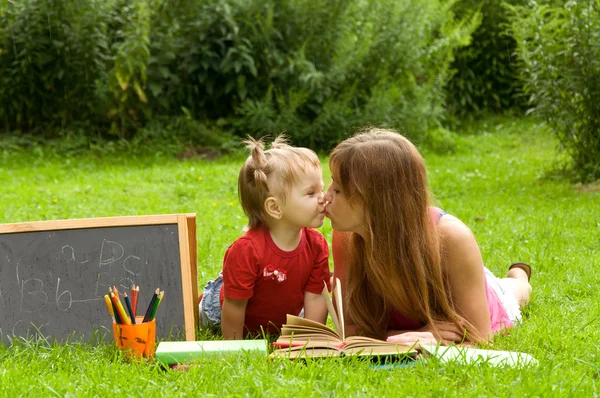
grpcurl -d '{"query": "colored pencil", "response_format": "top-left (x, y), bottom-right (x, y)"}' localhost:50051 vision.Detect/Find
top-left (108, 292), bottom-right (123, 324)
top-left (148, 291), bottom-right (164, 322)
top-left (124, 293), bottom-right (136, 324)
top-left (117, 298), bottom-right (131, 324)
top-left (112, 299), bottom-right (123, 324)
top-left (110, 292), bottom-right (124, 324)
top-left (111, 292), bottom-right (131, 325)
top-left (142, 288), bottom-right (159, 323)
top-left (131, 284), bottom-right (139, 315)
top-left (103, 294), bottom-right (115, 322)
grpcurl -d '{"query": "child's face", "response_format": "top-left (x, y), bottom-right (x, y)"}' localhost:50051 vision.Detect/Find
top-left (278, 166), bottom-right (326, 229)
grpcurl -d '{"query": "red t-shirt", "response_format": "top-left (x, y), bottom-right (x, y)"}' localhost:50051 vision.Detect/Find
top-left (220, 227), bottom-right (330, 334)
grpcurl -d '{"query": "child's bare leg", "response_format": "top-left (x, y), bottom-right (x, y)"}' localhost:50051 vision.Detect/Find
top-left (505, 267), bottom-right (532, 307)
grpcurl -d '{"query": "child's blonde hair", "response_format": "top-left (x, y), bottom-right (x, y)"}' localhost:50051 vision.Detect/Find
top-left (239, 134), bottom-right (321, 229)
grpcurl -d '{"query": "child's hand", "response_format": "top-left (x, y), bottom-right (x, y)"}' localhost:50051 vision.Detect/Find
top-left (303, 291), bottom-right (328, 324)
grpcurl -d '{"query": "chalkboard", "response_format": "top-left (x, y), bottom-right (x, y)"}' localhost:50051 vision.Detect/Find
top-left (0, 214), bottom-right (198, 345)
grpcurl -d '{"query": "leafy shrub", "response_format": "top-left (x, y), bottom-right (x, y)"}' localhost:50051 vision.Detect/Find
top-left (445, 0), bottom-right (528, 119)
top-left (234, 0), bottom-right (480, 148)
top-left (509, 0), bottom-right (600, 182)
top-left (0, 0), bottom-right (479, 150)
top-left (0, 0), bottom-right (113, 133)
top-left (146, 0), bottom-right (259, 119)
top-left (107, 0), bottom-right (153, 137)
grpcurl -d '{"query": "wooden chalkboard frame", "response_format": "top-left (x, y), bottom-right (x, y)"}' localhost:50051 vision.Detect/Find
top-left (0, 214), bottom-right (199, 341)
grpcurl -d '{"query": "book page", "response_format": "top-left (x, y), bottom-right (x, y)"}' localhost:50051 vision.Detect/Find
top-left (334, 278), bottom-right (345, 340)
top-left (284, 314), bottom-right (340, 339)
top-left (343, 344), bottom-right (417, 357)
top-left (271, 346), bottom-right (342, 359)
top-left (278, 333), bottom-right (343, 344)
top-left (342, 336), bottom-right (417, 355)
top-left (321, 282), bottom-right (343, 340)
top-left (281, 325), bottom-right (340, 340)
top-left (343, 336), bottom-right (403, 346)
top-left (274, 336), bottom-right (344, 349)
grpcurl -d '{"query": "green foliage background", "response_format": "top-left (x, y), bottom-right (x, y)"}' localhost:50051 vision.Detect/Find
top-left (509, 0), bottom-right (600, 182)
top-left (445, 0), bottom-right (527, 118)
top-left (1, 0), bottom-right (599, 180)
top-left (0, 0), bottom-right (478, 148)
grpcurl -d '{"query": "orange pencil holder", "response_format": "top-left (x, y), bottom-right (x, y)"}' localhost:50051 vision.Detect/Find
top-left (112, 317), bottom-right (156, 360)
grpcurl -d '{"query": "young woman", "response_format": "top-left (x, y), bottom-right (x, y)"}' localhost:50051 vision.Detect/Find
top-left (324, 128), bottom-right (532, 345)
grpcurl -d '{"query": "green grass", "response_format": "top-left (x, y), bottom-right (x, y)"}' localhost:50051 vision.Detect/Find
top-left (1, 116), bottom-right (599, 396)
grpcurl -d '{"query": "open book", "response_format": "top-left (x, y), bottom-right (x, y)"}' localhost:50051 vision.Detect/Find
top-left (271, 279), bottom-right (537, 366)
top-left (271, 279), bottom-right (418, 359)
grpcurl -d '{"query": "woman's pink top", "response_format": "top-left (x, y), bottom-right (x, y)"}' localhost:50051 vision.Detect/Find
top-left (389, 277), bottom-right (514, 332)
top-left (332, 207), bottom-right (514, 334)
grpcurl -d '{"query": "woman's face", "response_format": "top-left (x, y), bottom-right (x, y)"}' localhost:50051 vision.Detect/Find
top-left (323, 175), bottom-right (366, 236)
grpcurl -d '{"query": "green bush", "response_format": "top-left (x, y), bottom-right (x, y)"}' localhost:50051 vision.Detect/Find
top-left (0, 0), bottom-right (479, 150)
top-left (107, 0), bottom-right (153, 137)
top-left (0, 0), bottom-right (113, 133)
top-left (233, 0), bottom-right (480, 148)
top-left (445, 0), bottom-right (528, 119)
top-left (509, 0), bottom-right (600, 182)
top-left (146, 0), bottom-right (259, 119)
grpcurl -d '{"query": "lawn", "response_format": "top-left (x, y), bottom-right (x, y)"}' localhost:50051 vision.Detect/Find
top-left (0, 116), bottom-right (599, 396)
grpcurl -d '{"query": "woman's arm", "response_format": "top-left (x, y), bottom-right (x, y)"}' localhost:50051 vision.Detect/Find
top-left (437, 215), bottom-right (493, 342)
top-left (388, 216), bottom-right (492, 345)
top-left (387, 321), bottom-right (465, 342)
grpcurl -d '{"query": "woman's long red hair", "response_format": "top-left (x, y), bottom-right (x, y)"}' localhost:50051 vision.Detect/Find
top-left (330, 129), bottom-right (473, 341)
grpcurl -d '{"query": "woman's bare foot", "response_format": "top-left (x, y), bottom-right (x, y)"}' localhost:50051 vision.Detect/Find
top-left (507, 262), bottom-right (531, 281)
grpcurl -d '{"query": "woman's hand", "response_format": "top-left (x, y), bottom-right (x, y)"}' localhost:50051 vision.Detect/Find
top-left (386, 331), bottom-right (437, 348)
top-left (418, 321), bottom-right (466, 344)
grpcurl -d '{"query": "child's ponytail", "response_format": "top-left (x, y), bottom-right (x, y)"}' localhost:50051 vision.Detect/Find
top-left (270, 134), bottom-right (290, 150)
top-left (243, 136), bottom-right (270, 194)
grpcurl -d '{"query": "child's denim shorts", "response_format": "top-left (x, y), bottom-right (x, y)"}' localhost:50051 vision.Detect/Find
top-left (198, 272), bottom-right (224, 330)
top-left (198, 272), bottom-right (306, 331)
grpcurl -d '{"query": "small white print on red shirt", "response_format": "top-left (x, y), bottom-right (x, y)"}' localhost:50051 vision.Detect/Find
top-left (263, 265), bottom-right (287, 283)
